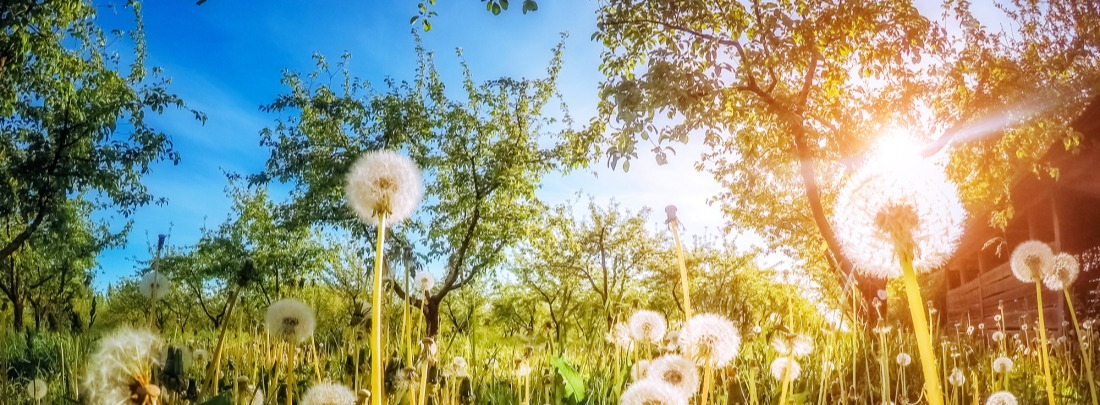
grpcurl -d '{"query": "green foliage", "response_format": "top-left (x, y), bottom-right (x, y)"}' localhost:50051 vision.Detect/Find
top-left (550, 355), bottom-right (586, 402)
top-left (585, 0), bottom-right (1100, 309)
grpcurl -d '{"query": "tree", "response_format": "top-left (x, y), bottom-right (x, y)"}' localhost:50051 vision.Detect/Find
top-left (512, 199), bottom-right (666, 338)
top-left (1, 0), bottom-right (203, 264)
top-left (588, 0), bottom-right (1100, 317)
top-left (0, 198), bottom-right (122, 331)
top-left (254, 38), bottom-right (593, 336)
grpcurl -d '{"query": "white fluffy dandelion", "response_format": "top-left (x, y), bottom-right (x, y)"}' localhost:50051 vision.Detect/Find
top-left (607, 322), bottom-right (634, 350)
top-left (678, 314), bottom-right (741, 368)
top-left (25, 379), bottom-right (47, 401)
top-left (896, 352), bottom-right (912, 367)
top-left (301, 382), bottom-right (356, 405)
top-left (1044, 252), bottom-right (1079, 291)
top-left (192, 348), bottom-right (211, 365)
top-left (140, 272), bottom-right (170, 301)
top-left (264, 298), bottom-right (316, 344)
top-left (948, 368), bottom-right (966, 387)
top-left (992, 331), bottom-right (1005, 342)
top-left (985, 391), bottom-right (1018, 405)
top-left (415, 271), bottom-right (436, 293)
top-left (620, 380), bottom-right (688, 405)
top-left (629, 310), bottom-right (668, 345)
top-left (346, 150), bottom-right (424, 227)
top-left (992, 356), bottom-right (1013, 373)
top-left (832, 135), bottom-right (966, 279)
top-left (770, 333), bottom-right (813, 357)
top-left (82, 327), bottom-right (165, 405)
top-left (770, 357), bottom-right (802, 380)
top-left (646, 354), bottom-right (700, 397)
top-left (1010, 240), bottom-right (1053, 283)
top-left (664, 330), bottom-right (681, 352)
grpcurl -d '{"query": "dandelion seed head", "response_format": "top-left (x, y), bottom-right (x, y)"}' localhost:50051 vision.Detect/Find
top-left (948, 368), bottom-right (965, 387)
top-left (82, 327), bottom-right (165, 405)
top-left (895, 352), bottom-right (911, 367)
top-left (678, 314), bottom-right (741, 368)
top-left (264, 298), bottom-right (316, 344)
top-left (992, 331), bottom-right (1004, 342)
top-left (993, 356), bottom-right (1013, 373)
top-left (629, 310), bottom-right (668, 344)
top-left (646, 354), bottom-right (700, 397)
top-left (26, 379), bottom-right (47, 400)
top-left (620, 380), bottom-right (688, 405)
top-left (1044, 253), bottom-right (1079, 290)
top-left (771, 333), bottom-right (813, 357)
top-left (301, 382), bottom-right (356, 405)
top-left (770, 357), bottom-right (802, 381)
top-left (985, 391), bottom-right (1018, 405)
top-left (514, 361), bottom-right (533, 378)
top-left (664, 330), bottom-right (681, 352)
top-left (140, 272), bottom-right (170, 301)
top-left (832, 135), bottom-right (966, 279)
top-left (608, 323), bottom-right (635, 350)
top-left (346, 150), bottom-right (424, 227)
top-left (415, 271), bottom-right (436, 293)
top-left (1010, 240), bottom-right (1053, 283)
top-left (192, 348), bottom-right (210, 365)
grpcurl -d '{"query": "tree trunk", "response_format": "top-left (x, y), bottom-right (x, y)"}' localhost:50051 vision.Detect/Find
top-left (423, 298), bottom-right (441, 338)
top-left (12, 298), bottom-right (24, 332)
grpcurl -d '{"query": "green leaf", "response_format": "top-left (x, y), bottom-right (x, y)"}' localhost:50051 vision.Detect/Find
top-left (500, 0), bottom-right (509, 10)
top-left (410, 16), bottom-right (419, 25)
top-left (423, 20), bottom-right (432, 31)
top-left (522, 0), bottom-right (538, 13)
top-left (491, 3), bottom-right (502, 15)
top-left (550, 356), bottom-right (586, 402)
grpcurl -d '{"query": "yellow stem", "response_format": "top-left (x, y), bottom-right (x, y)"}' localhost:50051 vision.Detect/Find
top-left (286, 343), bottom-right (295, 405)
top-left (1066, 288), bottom-right (1099, 405)
top-left (418, 361), bottom-right (429, 405)
top-left (778, 360), bottom-right (791, 405)
top-left (900, 257), bottom-right (944, 405)
top-left (701, 363), bottom-right (713, 405)
top-left (371, 214), bottom-right (388, 405)
top-left (1035, 282), bottom-right (1056, 405)
top-left (670, 220), bottom-right (693, 319)
top-left (310, 336), bottom-right (323, 381)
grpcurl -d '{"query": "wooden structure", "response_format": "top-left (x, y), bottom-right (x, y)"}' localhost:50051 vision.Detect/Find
top-left (943, 97), bottom-right (1100, 331)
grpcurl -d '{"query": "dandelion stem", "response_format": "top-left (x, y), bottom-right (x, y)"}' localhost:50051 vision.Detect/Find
top-left (1065, 288), bottom-right (1099, 405)
top-left (899, 256), bottom-right (944, 405)
top-left (310, 335), bottom-right (323, 381)
top-left (205, 286), bottom-right (240, 397)
top-left (701, 363), bottom-right (713, 405)
top-left (1035, 281), bottom-right (1056, 405)
top-left (286, 343), bottom-right (295, 405)
top-left (778, 361), bottom-right (791, 405)
top-left (371, 213), bottom-right (388, 405)
top-left (670, 219), bottom-right (693, 319)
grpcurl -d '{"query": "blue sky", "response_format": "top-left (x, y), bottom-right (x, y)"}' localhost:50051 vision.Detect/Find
top-left (92, 0), bottom-right (730, 286)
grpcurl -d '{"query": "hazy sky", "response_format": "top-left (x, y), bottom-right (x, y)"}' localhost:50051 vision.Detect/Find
top-left (91, 0), bottom-right (729, 286)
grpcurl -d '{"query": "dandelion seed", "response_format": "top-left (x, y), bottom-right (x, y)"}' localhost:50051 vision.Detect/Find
top-left (415, 271), bottom-right (436, 293)
top-left (301, 382), bottom-right (356, 405)
top-left (1010, 240), bottom-right (1053, 283)
top-left (678, 314), bottom-right (741, 368)
top-left (832, 135), bottom-right (966, 279)
top-left (985, 391), bottom-right (1018, 405)
top-left (620, 380), bottom-right (688, 405)
top-left (948, 368), bottom-right (965, 387)
top-left (770, 357), bottom-right (802, 380)
top-left (264, 298), bottom-right (316, 344)
top-left (993, 356), bottom-right (1013, 373)
top-left (629, 310), bottom-right (668, 345)
top-left (1043, 253), bottom-right (1079, 290)
top-left (346, 150), bottom-right (424, 226)
top-left (140, 272), bottom-right (170, 301)
top-left (82, 327), bottom-right (165, 405)
top-left (895, 352), bottom-right (912, 367)
top-left (646, 354), bottom-right (700, 397)
top-left (25, 379), bottom-right (47, 401)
